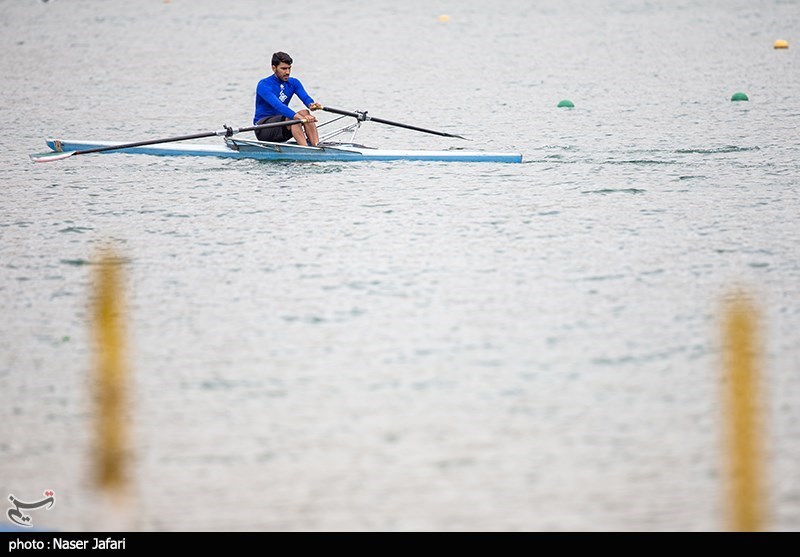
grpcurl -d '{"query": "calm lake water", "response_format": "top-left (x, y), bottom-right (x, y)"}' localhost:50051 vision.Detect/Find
top-left (1, 0), bottom-right (799, 531)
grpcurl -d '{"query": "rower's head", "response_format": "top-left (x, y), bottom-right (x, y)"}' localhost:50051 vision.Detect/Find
top-left (271, 51), bottom-right (292, 82)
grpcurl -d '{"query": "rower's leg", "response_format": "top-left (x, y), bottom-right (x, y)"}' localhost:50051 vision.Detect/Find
top-left (296, 109), bottom-right (319, 147)
top-left (289, 121), bottom-right (308, 146)
top-left (304, 121), bottom-right (319, 147)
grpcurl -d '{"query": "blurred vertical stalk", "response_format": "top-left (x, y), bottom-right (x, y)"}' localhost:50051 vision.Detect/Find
top-left (93, 249), bottom-right (129, 499)
top-left (723, 291), bottom-right (765, 532)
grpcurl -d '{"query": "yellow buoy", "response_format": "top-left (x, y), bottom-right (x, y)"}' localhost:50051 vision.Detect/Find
top-left (773, 39), bottom-right (789, 49)
top-left (722, 292), bottom-right (765, 532)
top-left (437, 14), bottom-right (451, 23)
top-left (92, 249), bottom-right (129, 496)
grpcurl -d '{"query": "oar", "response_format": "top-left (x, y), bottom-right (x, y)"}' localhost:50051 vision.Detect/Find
top-left (319, 106), bottom-right (468, 140)
top-left (30, 119), bottom-right (307, 163)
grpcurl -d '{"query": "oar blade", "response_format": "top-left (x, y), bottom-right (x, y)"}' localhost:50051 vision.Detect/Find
top-left (30, 150), bottom-right (76, 163)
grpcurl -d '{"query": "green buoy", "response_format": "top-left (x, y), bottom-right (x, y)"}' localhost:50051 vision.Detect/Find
top-left (731, 92), bottom-right (749, 102)
top-left (557, 99), bottom-right (575, 108)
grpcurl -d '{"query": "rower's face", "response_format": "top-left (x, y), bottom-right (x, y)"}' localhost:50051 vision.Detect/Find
top-left (273, 63), bottom-right (291, 81)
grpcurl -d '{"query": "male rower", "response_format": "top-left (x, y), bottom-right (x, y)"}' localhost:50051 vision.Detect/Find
top-left (253, 51), bottom-right (322, 146)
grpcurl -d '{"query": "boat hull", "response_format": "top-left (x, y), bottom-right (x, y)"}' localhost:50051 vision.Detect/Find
top-left (45, 138), bottom-right (523, 163)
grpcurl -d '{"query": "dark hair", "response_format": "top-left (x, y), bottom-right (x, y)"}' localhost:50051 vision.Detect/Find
top-left (271, 51), bottom-right (293, 67)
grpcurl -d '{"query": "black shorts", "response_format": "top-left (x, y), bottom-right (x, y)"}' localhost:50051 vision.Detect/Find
top-left (255, 115), bottom-right (293, 142)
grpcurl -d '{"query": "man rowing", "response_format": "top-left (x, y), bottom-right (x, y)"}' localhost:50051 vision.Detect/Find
top-left (253, 51), bottom-right (321, 146)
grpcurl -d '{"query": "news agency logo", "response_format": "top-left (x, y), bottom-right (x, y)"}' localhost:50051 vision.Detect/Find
top-left (6, 490), bottom-right (55, 528)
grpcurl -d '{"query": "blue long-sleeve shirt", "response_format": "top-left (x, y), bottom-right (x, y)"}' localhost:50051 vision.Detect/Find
top-left (253, 74), bottom-right (314, 124)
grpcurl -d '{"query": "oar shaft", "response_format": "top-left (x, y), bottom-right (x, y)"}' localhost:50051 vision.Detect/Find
top-left (369, 116), bottom-right (466, 139)
top-left (239, 119), bottom-right (306, 135)
top-left (321, 106), bottom-right (367, 120)
top-left (69, 119), bottom-right (305, 156)
top-left (69, 131), bottom-right (220, 156)
top-left (320, 106), bottom-right (466, 140)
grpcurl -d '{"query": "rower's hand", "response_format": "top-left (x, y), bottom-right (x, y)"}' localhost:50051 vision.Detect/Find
top-left (295, 111), bottom-right (317, 123)
top-left (308, 103), bottom-right (323, 111)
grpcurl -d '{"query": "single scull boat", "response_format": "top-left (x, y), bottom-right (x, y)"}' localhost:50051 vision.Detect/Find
top-left (31, 107), bottom-right (523, 164)
top-left (42, 137), bottom-right (521, 163)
